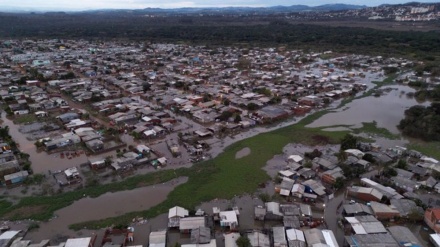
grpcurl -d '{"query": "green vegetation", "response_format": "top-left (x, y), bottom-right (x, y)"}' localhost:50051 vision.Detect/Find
top-left (398, 103), bottom-right (440, 141)
top-left (414, 85), bottom-right (440, 101)
top-left (236, 236), bottom-right (252, 247)
top-left (352, 121), bottom-right (400, 140)
top-left (407, 142), bottom-right (440, 160)
top-left (339, 134), bottom-right (358, 151)
top-left (13, 114), bottom-right (37, 124)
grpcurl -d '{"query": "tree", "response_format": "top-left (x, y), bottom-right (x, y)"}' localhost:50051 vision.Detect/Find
top-left (336, 149), bottom-right (348, 163)
top-left (259, 193), bottom-right (270, 203)
top-left (396, 159), bottom-right (407, 169)
top-left (236, 236), bottom-right (251, 247)
top-left (218, 111), bottom-right (233, 121)
top-left (142, 82), bottom-right (151, 92)
top-left (234, 114), bottom-right (242, 123)
top-left (383, 167), bottom-right (397, 178)
top-left (247, 103), bottom-right (258, 111)
top-left (303, 160), bottom-right (312, 168)
top-left (362, 153), bottom-right (375, 163)
top-left (340, 134), bottom-right (357, 151)
top-left (333, 177), bottom-right (345, 190)
top-left (407, 207), bottom-right (423, 222)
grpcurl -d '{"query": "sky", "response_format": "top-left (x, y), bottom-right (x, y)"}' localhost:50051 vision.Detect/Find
top-left (0, 0), bottom-right (438, 11)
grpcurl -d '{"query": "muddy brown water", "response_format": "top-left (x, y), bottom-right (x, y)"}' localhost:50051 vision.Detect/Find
top-left (1, 114), bottom-right (89, 174)
top-left (307, 85), bottom-right (430, 133)
top-left (25, 177), bottom-right (187, 242)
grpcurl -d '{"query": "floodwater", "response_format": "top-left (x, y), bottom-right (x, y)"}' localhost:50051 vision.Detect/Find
top-left (1, 114), bottom-right (89, 174)
top-left (308, 85), bottom-right (429, 134)
top-left (26, 177), bottom-right (187, 242)
top-left (235, 147), bottom-right (251, 159)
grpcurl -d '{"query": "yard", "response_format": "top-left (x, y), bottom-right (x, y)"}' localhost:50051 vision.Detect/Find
top-left (12, 114), bottom-right (37, 124)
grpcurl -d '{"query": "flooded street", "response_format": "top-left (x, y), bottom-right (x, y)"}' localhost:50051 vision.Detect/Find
top-left (308, 85), bottom-right (429, 133)
top-left (26, 177), bottom-right (187, 242)
top-left (1, 114), bottom-right (89, 174)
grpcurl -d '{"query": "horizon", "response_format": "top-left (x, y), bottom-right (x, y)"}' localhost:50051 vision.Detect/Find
top-left (0, 0), bottom-right (438, 12)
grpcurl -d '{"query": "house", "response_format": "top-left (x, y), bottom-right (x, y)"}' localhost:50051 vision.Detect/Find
top-left (345, 234), bottom-right (398, 247)
top-left (342, 203), bottom-right (373, 216)
top-left (248, 231), bottom-right (270, 247)
top-left (360, 178), bottom-right (403, 200)
top-left (85, 139), bottom-right (104, 152)
top-left (345, 215), bottom-right (388, 234)
top-left (302, 179), bottom-right (326, 197)
top-left (179, 217), bottom-right (206, 233)
top-left (347, 186), bottom-right (383, 202)
top-left (277, 177), bottom-right (295, 196)
top-left (0, 230), bottom-right (21, 247)
top-left (191, 227), bottom-right (211, 244)
top-left (388, 226), bottom-right (422, 247)
top-left (291, 184), bottom-right (305, 198)
top-left (391, 176), bottom-right (419, 192)
top-left (44, 133), bottom-right (81, 151)
top-left (254, 206), bottom-right (266, 221)
top-left (181, 240), bottom-right (216, 247)
top-left (272, 227), bottom-right (287, 247)
top-left (89, 157), bottom-right (107, 170)
top-left (369, 201), bottom-right (400, 220)
top-left (57, 112), bottom-right (79, 124)
top-left (285, 228), bottom-right (306, 247)
top-left (425, 208), bottom-right (440, 232)
top-left (283, 216), bottom-right (301, 229)
top-left (321, 168), bottom-right (345, 185)
top-left (297, 168), bottom-right (315, 179)
top-left (168, 206), bottom-right (189, 228)
top-left (149, 230), bottom-right (166, 247)
top-left (265, 202), bottom-right (283, 220)
top-left (3, 171), bottom-right (29, 186)
top-left (303, 229), bottom-right (327, 247)
top-left (219, 211), bottom-right (238, 229)
top-left (65, 237), bottom-right (95, 247)
top-left (287, 155), bottom-right (303, 164)
top-left (313, 157), bottom-right (337, 170)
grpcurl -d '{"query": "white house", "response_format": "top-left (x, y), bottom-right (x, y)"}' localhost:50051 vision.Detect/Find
top-left (219, 211), bottom-right (238, 229)
top-left (168, 206), bottom-right (189, 228)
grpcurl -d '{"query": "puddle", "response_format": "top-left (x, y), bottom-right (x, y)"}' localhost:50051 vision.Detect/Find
top-left (235, 147), bottom-right (251, 159)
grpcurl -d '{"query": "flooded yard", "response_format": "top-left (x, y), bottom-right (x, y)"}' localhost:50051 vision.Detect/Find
top-left (1, 114), bottom-right (89, 174)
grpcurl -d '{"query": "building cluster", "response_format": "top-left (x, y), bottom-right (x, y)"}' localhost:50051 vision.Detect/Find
top-left (270, 140), bottom-right (440, 246)
top-left (0, 39), bottom-right (411, 186)
top-left (0, 229), bottom-right (136, 247)
top-left (0, 145), bottom-right (28, 187)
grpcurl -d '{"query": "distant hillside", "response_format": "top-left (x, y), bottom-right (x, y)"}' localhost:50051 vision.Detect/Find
top-left (0, 3), bottom-right (367, 14)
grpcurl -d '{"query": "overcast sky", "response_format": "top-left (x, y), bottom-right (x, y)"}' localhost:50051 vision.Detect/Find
top-left (0, 0), bottom-right (438, 11)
